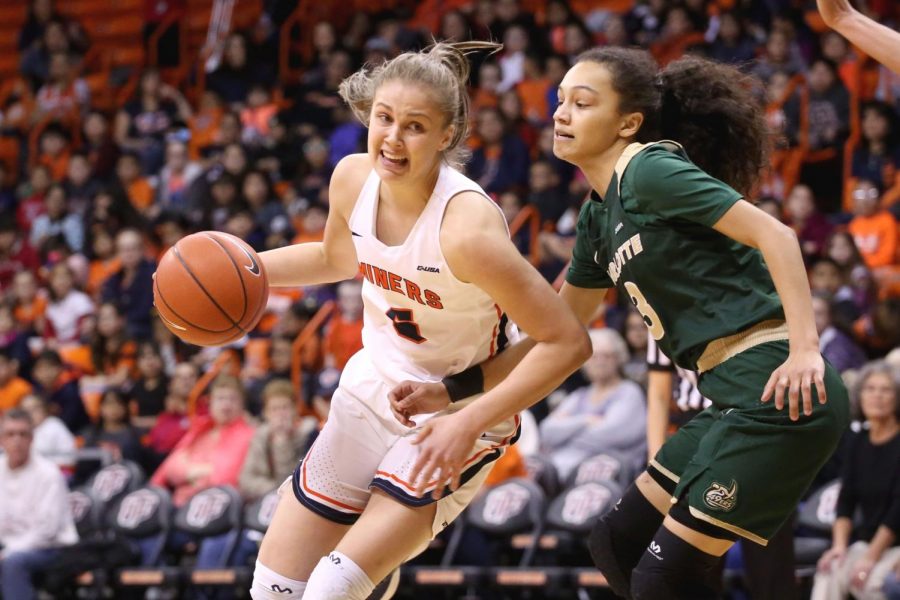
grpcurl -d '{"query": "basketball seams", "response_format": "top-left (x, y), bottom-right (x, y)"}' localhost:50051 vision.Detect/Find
top-left (202, 232), bottom-right (249, 322)
top-left (153, 274), bottom-right (235, 335)
top-left (171, 244), bottom-right (248, 336)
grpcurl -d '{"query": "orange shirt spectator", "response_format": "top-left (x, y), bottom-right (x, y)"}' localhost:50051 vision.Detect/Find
top-left (849, 211), bottom-right (899, 268)
top-left (323, 280), bottom-right (363, 370)
top-left (0, 368), bottom-right (32, 412)
top-left (484, 444), bottom-right (528, 487)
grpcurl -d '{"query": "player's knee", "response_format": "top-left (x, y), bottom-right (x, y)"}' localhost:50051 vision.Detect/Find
top-left (250, 559), bottom-right (306, 600)
top-left (304, 551), bottom-right (374, 600)
top-left (630, 524), bottom-right (724, 600)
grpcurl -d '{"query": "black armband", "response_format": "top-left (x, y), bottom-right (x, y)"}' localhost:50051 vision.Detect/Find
top-left (442, 365), bottom-right (484, 402)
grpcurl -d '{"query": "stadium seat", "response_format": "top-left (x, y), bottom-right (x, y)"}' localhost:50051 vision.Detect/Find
top-left (174, 485), bottom-right (251, 591)
top-left (243, 487), bottom-right (279, 534)
top-left (794, 479), bottom-right (842, 576)
top-left (565, 450), bottom-right (634, 489)
top-left (524, 453), bottom-right (561, 499)
top-left (68, 487), bottom-right (101, 539)
top-left (109, 486), bottom-right (180, 593)
top-left (88, 460), bottom-right (145, 507)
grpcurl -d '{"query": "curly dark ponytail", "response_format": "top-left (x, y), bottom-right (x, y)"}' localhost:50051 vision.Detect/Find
top-left (658, 56), bottom-right (768, 197)
top-left (575, 48), bottom-right (768, 196)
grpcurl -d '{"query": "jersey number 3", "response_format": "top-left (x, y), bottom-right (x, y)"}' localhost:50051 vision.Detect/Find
top-left (624, 281), bottom-right (665, 341)
top-left (387, 308), bottom-right (427, 344)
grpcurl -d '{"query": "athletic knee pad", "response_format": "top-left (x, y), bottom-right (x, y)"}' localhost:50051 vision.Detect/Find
top-left (250, 560), bottom-right (306, 600)
top-left (631, 526), bottom-right (723, 600)
top-left (304, 551), bottom-right (375, 600)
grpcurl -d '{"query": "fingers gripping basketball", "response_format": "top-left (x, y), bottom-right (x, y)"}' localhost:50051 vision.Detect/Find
top-left (153, 231), bottom-right (269, 346)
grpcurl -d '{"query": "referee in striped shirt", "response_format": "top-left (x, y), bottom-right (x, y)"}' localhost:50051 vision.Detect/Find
top-left (646, 332), bottom-right (799, 600)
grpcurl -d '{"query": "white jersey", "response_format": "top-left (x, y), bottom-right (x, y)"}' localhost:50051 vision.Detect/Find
top-left (347, 164), bottom-right (516, 386)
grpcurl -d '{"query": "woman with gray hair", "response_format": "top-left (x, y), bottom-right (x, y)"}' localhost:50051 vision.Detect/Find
top-left (539, 327), bottom-right (647, 480)
top-left (813, 362), bottom-right (900, 600)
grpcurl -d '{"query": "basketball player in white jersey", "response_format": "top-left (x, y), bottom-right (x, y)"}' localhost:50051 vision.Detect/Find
top-left (251, 42), bottom-right (591, 600)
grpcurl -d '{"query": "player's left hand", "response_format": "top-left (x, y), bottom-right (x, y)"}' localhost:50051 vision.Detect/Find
top-left (760, 349), bottom-right (827, 421)
top-left (849, 556), bottom-right (875, 592)
top-left (408, 414), bottom-right (480, 500)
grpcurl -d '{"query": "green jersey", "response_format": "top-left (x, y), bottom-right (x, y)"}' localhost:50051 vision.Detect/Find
top-left (567, 142), bottom-right (785, 371)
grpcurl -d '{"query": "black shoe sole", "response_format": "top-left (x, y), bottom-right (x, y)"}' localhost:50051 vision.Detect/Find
top-left (587, 518), bottom-right (633, 600)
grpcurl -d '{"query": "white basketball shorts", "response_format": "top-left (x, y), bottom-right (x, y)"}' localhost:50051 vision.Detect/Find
top-left (290, 350), bottom-right (521, 538)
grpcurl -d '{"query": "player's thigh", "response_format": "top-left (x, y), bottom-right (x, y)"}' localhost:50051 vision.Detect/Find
top-left (651, 406), bottom-right (718, 486)
top-left (335, 488), bottom-right (438, 587)
top-left (257, 484), bottom-right (351, 581)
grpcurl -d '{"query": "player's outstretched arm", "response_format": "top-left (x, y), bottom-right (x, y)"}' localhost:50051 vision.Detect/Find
top-left (818, 0), bottom-right (900, 74)
top-left (406, 192), bottom-right (593, 496)
top-left (259, 154), bottom-right (367, 287)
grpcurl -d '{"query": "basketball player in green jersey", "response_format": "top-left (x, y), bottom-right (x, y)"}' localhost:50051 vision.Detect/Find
top-left (388, 47), bottom-right (850, 599)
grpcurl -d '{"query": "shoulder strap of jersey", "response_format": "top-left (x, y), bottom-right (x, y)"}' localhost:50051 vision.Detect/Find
top-left (615, 139), bottom-right (685, 196)
top-left (347, 169), bottom-right (380, 233)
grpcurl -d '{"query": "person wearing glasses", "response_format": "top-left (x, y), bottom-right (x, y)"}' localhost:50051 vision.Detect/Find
top-left (0, 408), bottom-right (78, 600)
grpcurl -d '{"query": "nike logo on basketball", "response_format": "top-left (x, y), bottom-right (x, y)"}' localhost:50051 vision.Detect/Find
top-left (270, 584), bottom-right (293, 593)
top-left (224, 236), bottom-right (261, 276)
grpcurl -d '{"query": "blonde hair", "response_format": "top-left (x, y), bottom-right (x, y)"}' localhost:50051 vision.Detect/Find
top-left (338, 41), bottom-right (501, 170)
top-left (261, 378), bottom-right (296, 411)
top-left (209, 374), bottom-right (245, 399)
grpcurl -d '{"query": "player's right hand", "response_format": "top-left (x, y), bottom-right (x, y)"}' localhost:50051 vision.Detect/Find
top-left (388, 381), bottom-right (451, 427)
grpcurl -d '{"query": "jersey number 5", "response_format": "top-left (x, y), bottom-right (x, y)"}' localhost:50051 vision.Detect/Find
top-left (624, 281), bottom-right (665, 341)
top-left (386, 308), bottom-right (427, 344)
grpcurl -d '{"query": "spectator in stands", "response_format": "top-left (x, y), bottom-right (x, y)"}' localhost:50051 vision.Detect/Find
top-left (323, 280), bottom-right (363, 371)
top-left (294, 49), bottom-right (353, 132)
top-left (31, 349), bottom-right (89, 433)
top-left (63, 152), bottom-right (101, 218)
top-left (242, 169), bottom-right (288, 240)
top-left (19, 0), bottom-right (59, 52)
top-left (499, 89), bottom-right (537, 149)
top-left (29, 183), bottom-right (84, 255)
top-left (84, 186), bottom-right (143, 242)
top-left (208, 32), bottom-right (275, 107)
top-left (16, 165), bottom-right (51, 237)
top-left (810, 256), bottom-right (867, 327)
top-left (101, 229), bottom-right (155, 341)
top-left (787, 58), bottom-right (851, 152)
top-left (10, 271), bottom-right (46, 336)
top-left (708, 11), bottom-right (757, 67)
top-left (813, 294), bottom-right (868, 373)
top-left (33, 51), bottom-right (89, 122)
top-left (81, 111), bottom-right (119, 179)
top-left (813, 363), bottom-right (900, 599)
top-left (247, 335), bottom-right (293, 416)
top-left (114, 152), bottom-right (154, 215)
top-left (0, 408), bottom-right (78, 600)
top-left (0, 347), bottom-right (32, 412)
top-left (36, 124), bottom-right (71, 182)
top-left (0, 304), bottom-right (30, 378)
top-left (539, 328), bottom-right (647, 479)
top-left (77, 388), bottom-right (145, 475)
top-left (848, 179), bottom-right (899, 270)
top-left (468, 106), bottom-right (530, 194)
top-left (20, 18), bottom-right (71, 89)
top-left (155, 139), bottom-right (202, 216)
top-left (150, 374), bottom-right (255, 506)
top-left (20, 393), bottom-right (74, 467)
top-left (84, 228), bottom-right (119, 297)
top-left (128, 341), bottom-right (169, 426)
top-left (240, 85), bottom-right (279, 147)
top-left (43, 261), bottom-right (93, 346)
top-left (852, 101), bottom-right (900, 198)
top-left (498, 24), bottom-right (529, 93)
top-left (785, 184), bottom-right (834, 261)
top-left (0, 218), bottom-right (39, 294)
top-left (114, 68), bottom-right (192, 174)
top-left (89, 302), bottom-right (136, 388)
top-left (621, 309), bottom-right (650, 388)
top-left (144, 388), bottom-right (189, 471)
top-left (751, 29), bottom-right (806, 84)
top-left (239, 378), bottom-right (312, 501)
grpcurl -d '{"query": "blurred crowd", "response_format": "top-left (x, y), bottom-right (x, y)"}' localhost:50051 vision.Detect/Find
top-left (0, 0), bottom-right (899, 598)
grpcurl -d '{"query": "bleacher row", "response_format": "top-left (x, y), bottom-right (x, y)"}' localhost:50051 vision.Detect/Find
top-left (58, 450), bottom-right (848, 599)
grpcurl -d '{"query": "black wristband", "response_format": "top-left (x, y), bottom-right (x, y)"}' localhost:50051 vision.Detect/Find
top-left (442, 365), bottom-right (484, 402)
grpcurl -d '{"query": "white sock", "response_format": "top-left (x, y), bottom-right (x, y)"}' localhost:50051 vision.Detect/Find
top-left (303, 551), bottom-right (375, 600)
top-left (250, 559), bottom-right (307, 599)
